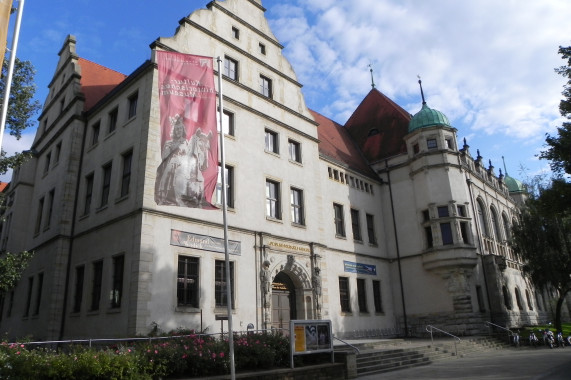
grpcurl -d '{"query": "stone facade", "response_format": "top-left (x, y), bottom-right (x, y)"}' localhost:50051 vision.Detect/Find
top-left (0, 0), bottom-right (558, 341)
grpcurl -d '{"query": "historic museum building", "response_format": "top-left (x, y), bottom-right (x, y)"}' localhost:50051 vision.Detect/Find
top-left (0, 0), bottom-right (557, 341)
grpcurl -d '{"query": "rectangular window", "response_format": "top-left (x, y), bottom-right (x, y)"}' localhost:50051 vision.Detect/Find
top-left (44, 189), bottom-right (55, 229)
top-left (217, 109), bottom-right (235, 136)
top-left (266, 179), bottom-right (281, 219)
top-left (446, 138), bottom-right (453, 149)
top-left (108, 107), bottom-right (118, 134)
top-left (351, 208), bottom-right (362, 241)
top-left (177, 256), bottom-right (199, 307)
top-left (100, 163), bottom-right (112, 207)
top-left (334, 203), bottom-right (345, 237)
top-left (259, 42), bottom-right (266, 55)
top-left (260, 75), bottom-right (272, 98)
top-left (44, 152), bottom-right (51, 174)
top-left (91, 121), bottom-right (100, 146)
top-left (437, 206), bottom-right (449, 217)
top-left (224, 56), bottom-right (238, 81)
top-left (457, 205), bottom-right (466, 217)
top-left (460, 221), bottom-right (470, 244)
top-left (357, 278), bottom-right (367, 312)
top-left (425, 226), bottom-right (433, 248)
top-left (33, 273), bottom-right (43, 316)
top-left (290, 187), bottom-right (304, 225)
top-left (24, 276), bottom-right (33, 317)
top-left (231, 26), bottom-right (239, 39)
top-left (339, 277), bottom-right (350, 312)
top-left (120, 150), bottom-right (132, 198)
top-left (110, 255), bottom-right (124, 308)
top-left (265, 129), bottom-right (278, 153)
top-left (84, 173), bottom-right (94, 215)
top-left (373, 280), bottom-right (383, 313)
top-left (215, 260), bottom-right (234, 308)
top-left (215, 165), bottom-right (234, 208)
top-left (427, 138), bottom-right (437, 149)
top-left (366, 213), bottom-right (377, 244)
top-left (90, 260), bottom-right (103, 311)
top-left (73, 265), bottom-right (85, 313)
top-left (288, 139), bottom-right (301, 163)
top-left (128, 92), bottom-right (138, 119)
top-left (54, 142), bottom-right (62, 164)
top-left (35, 197), bottom-right (44, 234)
top-left (440, 222), bottom-right (453, 245)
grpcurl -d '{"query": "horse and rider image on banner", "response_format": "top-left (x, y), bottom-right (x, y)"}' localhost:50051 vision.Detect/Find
top-left (154, 51), bottom-right (218, 209)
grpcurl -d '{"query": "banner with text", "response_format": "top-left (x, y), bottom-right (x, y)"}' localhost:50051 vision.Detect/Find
top-left (154, 51), bottom-right (218, 209)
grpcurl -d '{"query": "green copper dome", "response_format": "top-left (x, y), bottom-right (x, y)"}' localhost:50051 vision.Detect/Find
top-left (408, 103), bottom-right (451, 132)
top-left (504, 175), bottom-right (525, 193)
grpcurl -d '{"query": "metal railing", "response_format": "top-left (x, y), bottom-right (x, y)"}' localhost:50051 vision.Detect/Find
top-left (333, 335), bottom-right (360, 354)
top-left (425, 325), bottom-right (461, 357)
top-left (485, 321), bottom-right (514, 343)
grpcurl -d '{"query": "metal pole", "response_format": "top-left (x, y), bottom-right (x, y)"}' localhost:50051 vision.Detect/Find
top-left (216, 56), bottom-right (235, 380)
top-left (0, 0), bottom-right (24, 152)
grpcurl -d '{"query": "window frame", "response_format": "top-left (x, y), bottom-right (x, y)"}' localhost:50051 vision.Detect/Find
top-left (265, 129), bottom-right (279, 154)
top-left (177, 256), bottom-right (200, 308)
top-left (128, 92), bottom-right (138, 119)
top-left (265, 179), bottom-right (281, 220)
top-left (91, 121), bottom-right (101, 146)
top-left (215, 164), bottom-right (234, 208)
top-left (224, 56), bottom-right (238, 81)
top-left (90, 260), bottom-right (103, 311)
top-left (215, 260), bottom-right (235, 309)
top-left (333, 203), bottom-right (346, 237)
top-left (288, 139), bottom-right (301, 163)
top-left (260, 74), bottom-right (272, 98)
top-left (366, 213), bottom-right (377, 245)
top-left (351, 208), bottom-right (362, 241)
top-left (357, 278), bottom-right (367, 313)
top-left (339, 277), bottom-right (351, 313)
top-left (290, 187), bottom-right (305, 226)
top-left (427, 138), bottom-right (437, 150)
top-left (120, 150), bottom-right (133, 198)
top-left (372, 280), bottom-right (383, 313)
top-left (108, 107), bottom-right (118, 134)
top-left (100, 163), bottom-right (112, 207)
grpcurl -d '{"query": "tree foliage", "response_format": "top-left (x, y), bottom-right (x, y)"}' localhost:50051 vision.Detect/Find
top-left (540, 45), bottom-right (571, 177)
top-left (0, 250), bottom-right (33, 296)
top-left (0, 56), bottom-right (41, 175)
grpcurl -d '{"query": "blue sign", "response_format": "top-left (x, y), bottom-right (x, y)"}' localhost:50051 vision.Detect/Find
top-left (343, 260), bottom-right (377, 275)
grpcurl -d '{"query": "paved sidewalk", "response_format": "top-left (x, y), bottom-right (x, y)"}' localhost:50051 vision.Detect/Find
top-left (357, 347), bottom-right (571, 380)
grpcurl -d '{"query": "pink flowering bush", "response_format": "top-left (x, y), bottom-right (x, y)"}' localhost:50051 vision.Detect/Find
top-left (0, 331), bottom-right (289, 379)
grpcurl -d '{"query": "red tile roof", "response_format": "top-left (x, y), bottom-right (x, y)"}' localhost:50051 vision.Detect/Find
top-left (78, 58), bottom-right (127, 111)
top-left (0, 182), bottom-right (8, 192)
top-left (344, 89), bottom-right (410, 162)
top-left (312, 109), bottom-right (376, 178)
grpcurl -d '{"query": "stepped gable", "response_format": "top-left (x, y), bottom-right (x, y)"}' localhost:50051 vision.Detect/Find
top-left (78, 58), bottom-right (127, 111)
top-left (312, 109), bottom-right (376, 178)
top-left (344, 88), bottom-right (410, 162)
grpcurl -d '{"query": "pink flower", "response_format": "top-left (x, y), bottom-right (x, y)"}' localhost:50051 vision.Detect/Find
top-left (16, 351), bottom-right (20, 355)
top-left (212, 352), bottom-right (217, 359)
top-left (220, 352), bottom-right (225, 358)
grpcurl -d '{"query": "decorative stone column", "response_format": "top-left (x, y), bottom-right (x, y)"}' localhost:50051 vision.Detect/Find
top-left (260, 260), bottom-right (272, 329)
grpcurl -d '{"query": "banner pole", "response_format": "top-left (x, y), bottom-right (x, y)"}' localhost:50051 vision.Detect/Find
top-left (0, 0), bottom-right (25, 153)
top-left (216, 56), bottom-right (235, 380)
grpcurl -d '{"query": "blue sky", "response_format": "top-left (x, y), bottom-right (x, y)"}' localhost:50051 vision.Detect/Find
top-left (3, 0), bottom-right (571, 182)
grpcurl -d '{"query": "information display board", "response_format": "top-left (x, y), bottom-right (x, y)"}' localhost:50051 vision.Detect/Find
top-left (289, 320), bottom-right (333, 368)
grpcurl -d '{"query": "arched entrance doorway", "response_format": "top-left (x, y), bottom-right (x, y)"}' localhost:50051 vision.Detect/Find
top-left (271, 272), bottom-right (296, 330)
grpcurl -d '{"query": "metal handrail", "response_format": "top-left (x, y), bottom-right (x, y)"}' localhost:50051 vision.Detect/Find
top-left (485, 321), bottom-right (514, 342)
top-left (425, 325), bottom-right (461, 357)
top-left (333, 335), bottom-right (360, 354)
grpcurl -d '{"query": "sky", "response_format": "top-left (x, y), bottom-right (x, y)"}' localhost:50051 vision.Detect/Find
top-left (3, 0), bottom-right (571, 183)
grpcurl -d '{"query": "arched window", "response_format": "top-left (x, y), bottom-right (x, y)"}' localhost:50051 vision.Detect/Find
top-left (502, 213), bottom-right (511, 241)
top-left (525, 289), bottom-right (533, 310)
top-left (514, 287), bottom-right (524, 310)
top-left (502, 286), bottom-right (512, 310)
top-left (490, 207), bottom-right (501, 241)
top-left (477, 200), bottom-right (489, 237)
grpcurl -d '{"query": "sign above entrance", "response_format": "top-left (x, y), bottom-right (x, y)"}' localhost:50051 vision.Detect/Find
top-left (171, 229), bottom-right (241, 255)
top-left (344, 260), bottom-right (377, 275)
top-left (267, 240), bottom-right (310, 253)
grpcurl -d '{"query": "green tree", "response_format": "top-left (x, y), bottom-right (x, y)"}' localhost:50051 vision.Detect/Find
top-left (540, 45), bottom-right (571, 177)
top-left (0, 56), bottom-right (40, 297)
top-left (511, 196), bottom-right (571, 332)
top-left (1, 56), bottom-right (41, 174)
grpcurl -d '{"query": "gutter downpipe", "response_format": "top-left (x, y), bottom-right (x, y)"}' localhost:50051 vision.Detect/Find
top-left (466, 175), bottom-right (494, 323)
top-left (385, 159), bottom-right (408, 337)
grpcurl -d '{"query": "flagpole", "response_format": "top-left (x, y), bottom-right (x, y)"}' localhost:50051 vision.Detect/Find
top-left (216, 56), bottom-right (235, 380)
top-left (0, 0), bottom-right (24, 153)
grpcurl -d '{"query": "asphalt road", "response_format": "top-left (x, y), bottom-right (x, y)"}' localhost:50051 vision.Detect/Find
top-left (357, 347), bottom-right (571, 380)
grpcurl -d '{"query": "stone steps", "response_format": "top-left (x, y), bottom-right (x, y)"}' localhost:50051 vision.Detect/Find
top-left (338, 335), bottom-right (513, 377)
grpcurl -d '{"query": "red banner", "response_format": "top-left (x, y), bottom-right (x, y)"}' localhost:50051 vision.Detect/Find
top-left (154, 51), bottom-right (218, 208)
